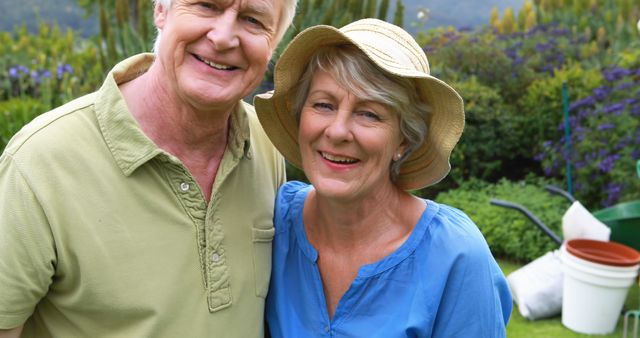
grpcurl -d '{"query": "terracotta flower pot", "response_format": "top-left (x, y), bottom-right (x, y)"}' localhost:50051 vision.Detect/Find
top-left (566, 238), bottom-right (640, 267)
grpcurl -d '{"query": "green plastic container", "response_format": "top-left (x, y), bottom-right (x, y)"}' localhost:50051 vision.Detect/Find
top-left (593, 200), bottom-right (640, 252)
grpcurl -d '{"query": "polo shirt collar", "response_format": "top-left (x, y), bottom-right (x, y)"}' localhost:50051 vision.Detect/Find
top-left (95, 53), bottom-right (252, 176)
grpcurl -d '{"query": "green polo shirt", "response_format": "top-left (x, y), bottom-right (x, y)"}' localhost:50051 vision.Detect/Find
top-left (0, 54), bottom-right (285, 337)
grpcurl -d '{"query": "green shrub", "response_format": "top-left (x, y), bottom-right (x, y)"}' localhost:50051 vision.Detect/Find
top-left (436, 178), bottom-right (567, 262)
top-left (449, 78), bottom-right (526, 183)
top-left (0, 24), bottom-right (103, 106)
top-left (0, 98), bottom-right (47, 152)
top-left (538, 66), bottom-right (640, 208)
top-left (518, 62), bottom-right (604, 155)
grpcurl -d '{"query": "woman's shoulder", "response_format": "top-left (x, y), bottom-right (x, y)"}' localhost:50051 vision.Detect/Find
top-left (424, 200), bottom-right (491, 255)
top-left (277, 180), bottom-right (310, 204)
top-left (274, 180), bottom-right (311, 231)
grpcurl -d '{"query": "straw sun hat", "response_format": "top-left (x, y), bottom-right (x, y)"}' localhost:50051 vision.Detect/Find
top-left (255, 18), bottom-right (464, 190)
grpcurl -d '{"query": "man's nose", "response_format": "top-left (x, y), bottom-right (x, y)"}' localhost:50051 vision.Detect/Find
top-left (206, 12), bottom-right (240, 51)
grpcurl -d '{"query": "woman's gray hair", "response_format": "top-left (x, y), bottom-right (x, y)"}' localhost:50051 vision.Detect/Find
top-left (151, 0), bottom-right (298, 54)
top-left (291, 45), bottom-right (431, 182)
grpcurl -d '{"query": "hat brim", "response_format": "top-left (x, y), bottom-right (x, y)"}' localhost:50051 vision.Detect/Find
top-left (255, 22), bottom-right (464, 190)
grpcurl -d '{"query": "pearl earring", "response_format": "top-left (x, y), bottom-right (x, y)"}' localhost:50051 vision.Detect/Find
top-left (394, 152), bottom-right (402, 161)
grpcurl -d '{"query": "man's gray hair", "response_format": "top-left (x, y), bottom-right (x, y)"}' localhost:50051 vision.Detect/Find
top-left (151, 0), bottom-right (298, 54)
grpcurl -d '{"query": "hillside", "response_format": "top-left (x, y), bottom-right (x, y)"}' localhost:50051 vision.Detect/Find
top-left (0, 0), bottom-right (97, 36)
top-left (403, 0), bottom-right (524, 32)
top-left (1, 0), bottom-right (524, 36)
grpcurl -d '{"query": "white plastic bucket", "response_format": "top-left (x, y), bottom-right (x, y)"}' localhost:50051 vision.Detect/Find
top-left (560, 244), bottom-right (639, 334)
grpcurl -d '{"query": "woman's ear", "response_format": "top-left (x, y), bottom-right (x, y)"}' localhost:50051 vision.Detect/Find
top-left (394, 142), bottom-right (408, 161)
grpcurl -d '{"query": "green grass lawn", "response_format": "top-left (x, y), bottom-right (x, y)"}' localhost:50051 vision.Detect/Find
top-left (499, 259), bottom-right (640, 337)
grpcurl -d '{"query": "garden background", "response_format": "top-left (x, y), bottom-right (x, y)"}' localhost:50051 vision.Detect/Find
top-left (2, 0), bottom-right (640, 336)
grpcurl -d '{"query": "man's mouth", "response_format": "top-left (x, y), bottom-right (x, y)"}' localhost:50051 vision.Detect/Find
top-left (194, 54), bottom-right (238, 71)
top-left (321, 152), bottom-right (358, 164)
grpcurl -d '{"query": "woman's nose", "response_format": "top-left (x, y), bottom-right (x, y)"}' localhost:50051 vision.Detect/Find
top-left (324, 113), bottom-right (353, 143)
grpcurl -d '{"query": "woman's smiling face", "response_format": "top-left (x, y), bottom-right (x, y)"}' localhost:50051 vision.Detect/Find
top-left (298, 71), bottom-right (406, 202)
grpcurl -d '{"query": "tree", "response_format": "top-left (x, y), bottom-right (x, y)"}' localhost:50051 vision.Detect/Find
top-left (393, 0), bottom-right (405, 27)
top-left (501, 8), bottom-right (516, 34)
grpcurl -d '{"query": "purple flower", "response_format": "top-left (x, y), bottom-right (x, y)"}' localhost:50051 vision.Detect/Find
top-left (603, 183), bottom-right (622, 207)
top-left (603, 67), bottom-right (631, 82)
top-left (9, 67), bottom-right (18, 78)
top-left (569, 96), bottom-right (596, 112)
top-left (56, 65), bottom-right (64, 79)
top-left (18, 65), bottom-right (29, 74)
top-left (598, 154), bottom-right (620, 173)
top-left (603, 103), bottom-right (625, 114)
top-left (614, 82), bottom-right (634, 91)
top-left (30, 70), bottom-right (40, 83)
top-left (56, 64), bottom-right (74, 80)
top-left (535, 43), bottom-right (551, 53)
top-left (593, 86), bottom-right (611, 101)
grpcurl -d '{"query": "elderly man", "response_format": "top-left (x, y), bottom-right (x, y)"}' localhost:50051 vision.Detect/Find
top-left (0, 0), bottom-right (296, 337)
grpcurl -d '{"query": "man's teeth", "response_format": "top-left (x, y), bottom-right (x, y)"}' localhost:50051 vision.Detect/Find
top-left (321, 152), bottom-right (357, 164)
top-left (199, 56), bottom-right (233, 70)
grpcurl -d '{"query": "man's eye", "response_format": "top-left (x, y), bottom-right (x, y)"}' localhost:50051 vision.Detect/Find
top-left (197, 2), bottom-right (217, 10)
top-left (244, 16), bottom-right (264, 27)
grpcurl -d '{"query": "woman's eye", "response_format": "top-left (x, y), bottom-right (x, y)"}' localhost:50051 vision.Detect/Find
top-left (359, 111), bottom-right (381, 121)
top-left (313, 102), bottom-right (333, 111)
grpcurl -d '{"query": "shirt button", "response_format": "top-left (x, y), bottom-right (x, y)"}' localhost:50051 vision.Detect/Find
top-left (211, 253), bottom-right (220, 262)
top-left (180, 182), bottom-right (190, 191)
top-left (324, 326), bottom-right (330, 332)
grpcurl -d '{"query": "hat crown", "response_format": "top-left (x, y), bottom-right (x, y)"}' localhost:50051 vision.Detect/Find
top-left (340, 18), bottom-right (430, 76)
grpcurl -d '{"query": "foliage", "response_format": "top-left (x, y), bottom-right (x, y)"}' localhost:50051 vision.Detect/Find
top-left (538, 66), bottom-right (640, 208)
top-left (532, 0), bottom-right (640, 56)
top-left (84, 0), bottom-right (154, 71)
top-left (436, 178), bottom-right (567, 262)
top-left (0, 0), bottom-right (98, 37)
top-left (0, 98), bottom-right (48, 152)
top-left (518, 62), bottom-right (604, 155)
top-left (0, 24), bottom-right (103, 108)
top-left (448, 78), bottom-right (527, 183)
top-left (257, 0), bottom-right (405, 96)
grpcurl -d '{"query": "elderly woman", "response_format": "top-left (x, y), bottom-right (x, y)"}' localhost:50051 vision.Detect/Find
top-left (255, 19), bottom-right (512, 337)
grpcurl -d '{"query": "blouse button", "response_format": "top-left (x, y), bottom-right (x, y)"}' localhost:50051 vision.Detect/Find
top-left (180, 182), bottom-right (190, 192)
top-left (211, 253), bottom-right (221, 263)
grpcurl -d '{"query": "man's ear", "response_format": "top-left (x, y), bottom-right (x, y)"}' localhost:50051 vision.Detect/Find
top-left (154, 2), bottom-right (168, 29)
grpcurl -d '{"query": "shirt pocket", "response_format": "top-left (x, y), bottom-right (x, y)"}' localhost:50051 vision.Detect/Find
top-left (252, 226), bottom-right (275, 298)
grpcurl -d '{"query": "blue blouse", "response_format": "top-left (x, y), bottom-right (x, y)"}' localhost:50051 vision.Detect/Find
top-left (266, 181), bottom-right (512, 338)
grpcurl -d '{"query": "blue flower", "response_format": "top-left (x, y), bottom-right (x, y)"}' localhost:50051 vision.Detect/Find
top-left (603, 183), bottom-right (622, 207)
top-left (598, 154), bottom-right (620, 173)
top-left (569, 96), bottom-right (596, 112)
top-left (9, 67), bottom-right (18, 79)
top-left (31, 70), bottom-right (41, 84)
top-left (593, 86), bottom-right (611, 101)
top-left (603, 103), bottom-right (625, 114)
top-left (603, 67), bottom-right (631, 82)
